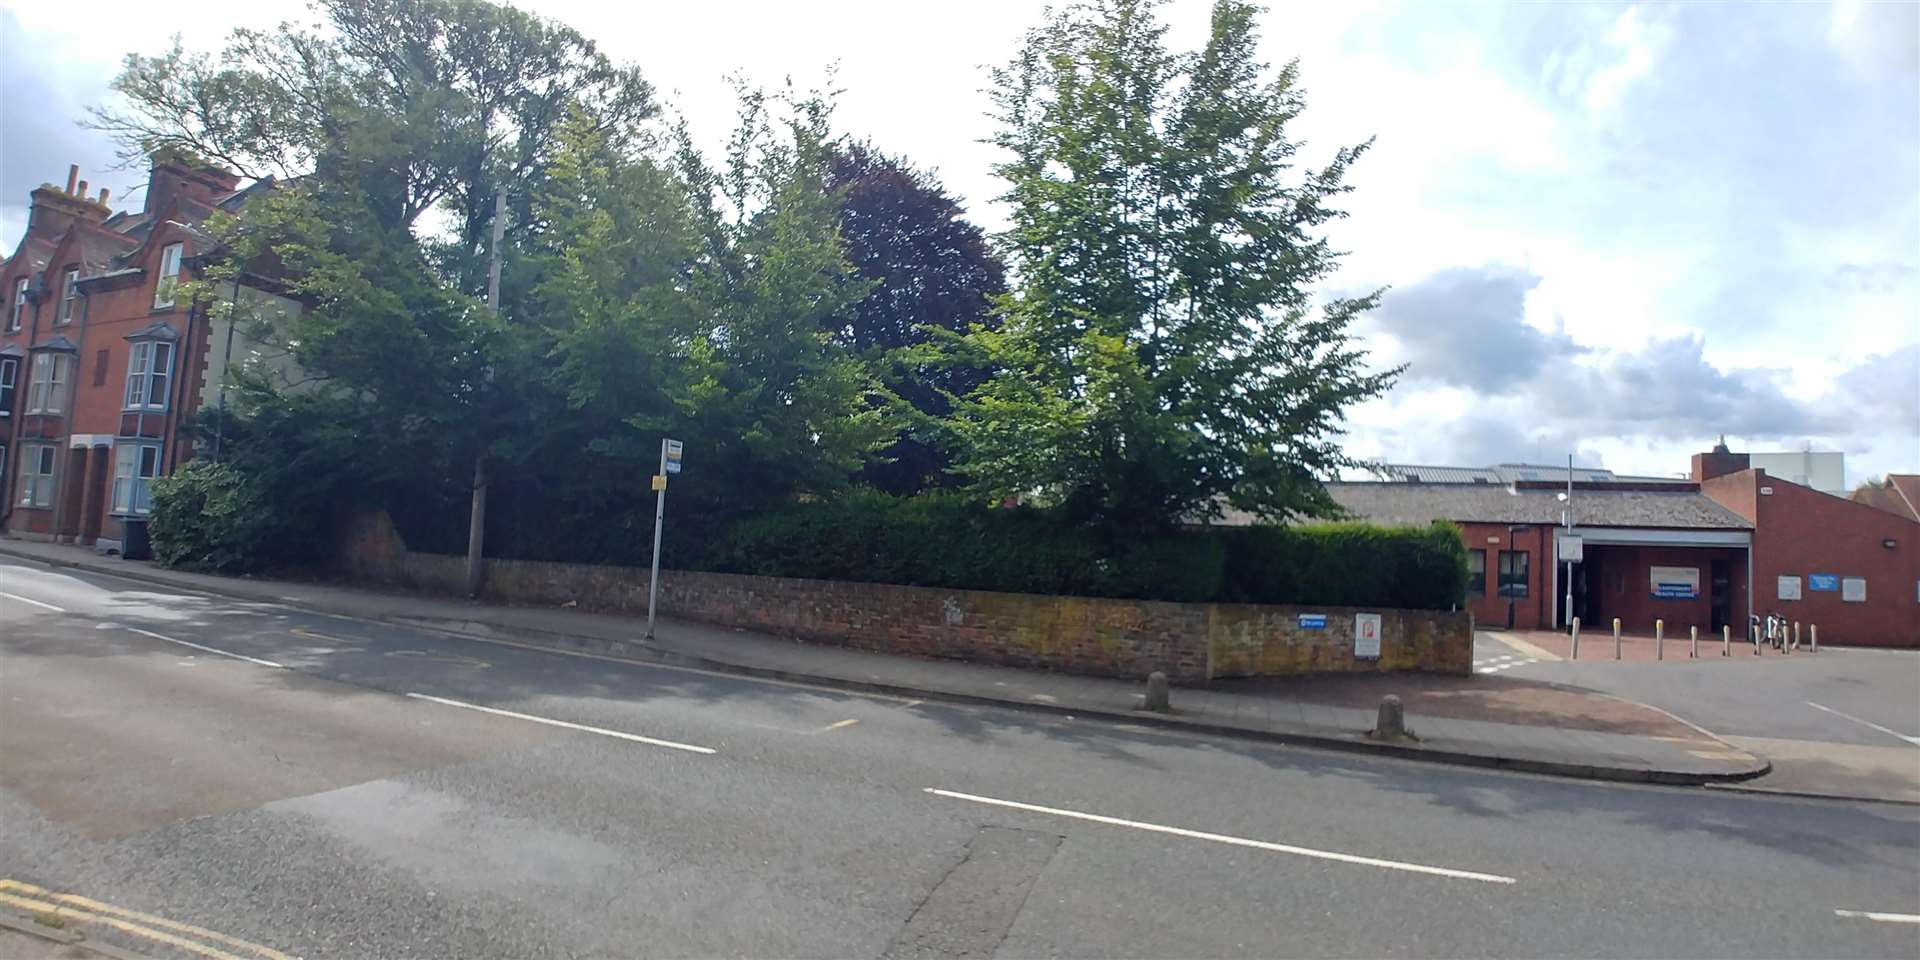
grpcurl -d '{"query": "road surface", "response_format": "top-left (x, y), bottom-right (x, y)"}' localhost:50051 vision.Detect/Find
top-left (4, 558), bottom-right (1918, 959)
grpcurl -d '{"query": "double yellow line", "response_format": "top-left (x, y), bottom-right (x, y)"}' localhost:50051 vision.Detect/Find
top-left (0, 879), bottom-right (292, 960)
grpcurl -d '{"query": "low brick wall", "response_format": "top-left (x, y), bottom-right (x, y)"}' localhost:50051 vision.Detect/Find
top-left (336, 512), bottom-right (1471, 681)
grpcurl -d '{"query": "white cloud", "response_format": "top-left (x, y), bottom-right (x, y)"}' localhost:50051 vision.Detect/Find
top-left (2, 0), bottom-right (1914, 485)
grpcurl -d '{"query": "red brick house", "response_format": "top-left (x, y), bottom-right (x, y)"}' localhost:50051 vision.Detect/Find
top-left (0, 159), bottom-right (290, 553)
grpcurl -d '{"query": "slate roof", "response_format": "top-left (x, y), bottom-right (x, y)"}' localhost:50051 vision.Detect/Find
top-left (1322, 482), bottom-right (1752, 529)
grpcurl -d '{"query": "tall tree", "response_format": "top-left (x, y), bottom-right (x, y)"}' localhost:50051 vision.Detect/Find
top-left (93, 0), bottom-right (656, 297)
top-left (938, 0), bottom-right (1398, 526)
top-left (826, 143), bottom-right (1006, 494)
top-left (525, 86), bottom-right (901, 535)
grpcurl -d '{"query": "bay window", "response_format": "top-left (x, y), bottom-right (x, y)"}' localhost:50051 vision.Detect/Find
top-left (26, 352), bottom-right (71, 414)
top-left (112, 443), bottom-right (161, 515)
top-left (0, 356), bottom-right (16, 414)
top-left (124, 340), bottom-right (175, 411)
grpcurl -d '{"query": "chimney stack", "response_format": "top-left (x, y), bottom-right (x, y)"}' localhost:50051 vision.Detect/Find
top-left (65, 164), bottom-right (79, 194)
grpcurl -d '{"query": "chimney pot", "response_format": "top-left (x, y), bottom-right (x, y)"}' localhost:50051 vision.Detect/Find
top-left (77, 180), bottom-right (88, 199)
top-left (98, 187), bottom-right (110, 205)
top-left (66, 165), bottom-right (79, 194)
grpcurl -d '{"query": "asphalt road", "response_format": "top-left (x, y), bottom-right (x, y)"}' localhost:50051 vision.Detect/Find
top-left (1476, 632), bottom-right (1920, 803)
top-left (5, 558), bottom-right (1919, 959)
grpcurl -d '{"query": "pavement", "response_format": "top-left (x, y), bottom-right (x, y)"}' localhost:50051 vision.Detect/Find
top-left (4, 552), bottom-right (1918, 959)
top-left (0, 539), bottom-right (1765, 786)
top-left (1477, 629), bottom-right (1920, 804)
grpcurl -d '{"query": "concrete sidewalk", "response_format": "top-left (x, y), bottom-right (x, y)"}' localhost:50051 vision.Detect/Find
top-left (0, 538), bottom-right (1768, 786)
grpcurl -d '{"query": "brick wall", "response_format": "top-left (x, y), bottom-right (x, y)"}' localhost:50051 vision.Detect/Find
top-left (1704, 469), bottom-right (1919, 647)
top-left (339, 511), bottom-right (1471, 681)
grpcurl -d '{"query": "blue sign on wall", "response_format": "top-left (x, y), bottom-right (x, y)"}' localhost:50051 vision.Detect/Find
top-left (1808, 574), bottom-right (1840, 592)
top-left (1298, 614), bottom-right (1328, 630)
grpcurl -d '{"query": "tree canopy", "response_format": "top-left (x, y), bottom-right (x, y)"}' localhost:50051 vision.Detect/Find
top-left (933, 0), bottom-right (1397, 527)
top-left (122, 0), bottom-right (1399, 571)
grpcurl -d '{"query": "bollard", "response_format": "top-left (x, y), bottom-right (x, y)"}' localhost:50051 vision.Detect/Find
top-left (1656, 619), bottom-right (1665, 660)
top-left (1571, 617), bottom-right (1581, 660)
top-left (1722, 624), bottom-right (1730, 657)
top-left (1792, 621), bottom-right (1801, 652)
top-left (1613, 618), bottom-right (1622, 660)
top-left (1144, 671), bottom-right (1170, 713)
top-left (1811, 624), bottom-right (1818, 653)
top-left (1375, 695), bottom-right (1408, 740)
top-left (1690, 625), bottom-right (1698, 659)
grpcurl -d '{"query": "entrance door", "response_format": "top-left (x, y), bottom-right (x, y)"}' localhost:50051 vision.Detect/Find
top-left (1710, 558), bottom-right (1731, 633)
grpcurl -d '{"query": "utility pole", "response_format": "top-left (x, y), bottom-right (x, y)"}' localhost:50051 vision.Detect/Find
top-left (1564, 453), bottom-right (1574, 631)
top-left (465, 189), bottom-right (506, 600)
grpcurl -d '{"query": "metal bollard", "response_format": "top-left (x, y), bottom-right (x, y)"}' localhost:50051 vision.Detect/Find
top-left (1144, 671), bottom-right (1170, 712)
top-left (1722, 624), bottom-right (1730, 657)
top-left (1690, 625), bottom-right (1698, 659)
top-left (1571, 617), bottom-right (1581, 660)
top-left (1656, 619), bottom-right (1665, 660)
top-left (1792, 621), bottom-right (1801, 652)
top-left (1613, 617), bottom-right (1622, 660)
top-left (1810, 624), bottom-right (1818, 653)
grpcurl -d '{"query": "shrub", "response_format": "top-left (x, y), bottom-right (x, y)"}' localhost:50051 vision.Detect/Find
top-left (148, 460), bottom-right (281, 572)
top-left (708, 492), bottom-right (1464, 609)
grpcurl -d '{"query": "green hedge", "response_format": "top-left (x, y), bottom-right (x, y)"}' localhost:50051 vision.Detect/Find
top-left (148, 460), bottom-right (280, 573)
top-left (708, 491), bottom-right (1466, 610)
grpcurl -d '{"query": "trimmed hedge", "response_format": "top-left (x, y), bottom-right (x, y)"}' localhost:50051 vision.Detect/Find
top-left (708, 491), bottom-right (1467, 610)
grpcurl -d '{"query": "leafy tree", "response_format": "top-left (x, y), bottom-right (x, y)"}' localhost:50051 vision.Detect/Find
top-left (521, 86), bottom-right (901, 543)
top-left (93, 0), bottom-right (656, 297)
top-left (935, 0), bottom-right (1398, 527)
top-left (825, 143), bottom-right (1007, 494)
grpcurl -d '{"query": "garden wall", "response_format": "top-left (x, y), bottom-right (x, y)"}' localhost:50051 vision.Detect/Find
top-left (337, 509), bottom-right (1472, 682)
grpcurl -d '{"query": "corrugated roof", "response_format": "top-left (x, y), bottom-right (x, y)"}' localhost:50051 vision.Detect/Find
top-left (1372, 462), bottom-right (1691, 486)
top-left (1322, 482), bottom-right (1752, 529)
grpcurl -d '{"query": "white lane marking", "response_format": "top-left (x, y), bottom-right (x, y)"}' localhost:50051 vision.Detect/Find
top-left (0, 589), bottom-right (63, 612)
top-left (924, 788), bottom-right (1516, 884)
top-left (121, 626), bottom-right (286, 669)
top-left (1806, 701), bottom-right (1920, 747)
top-left (405, 693), bottom-right (716, 754)
top-left (819, 718), bottom-right (860, 733)
top-left (1834, 909), bottom-right (1920, 924)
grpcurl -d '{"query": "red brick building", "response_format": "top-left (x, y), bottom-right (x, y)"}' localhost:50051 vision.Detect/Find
top-left (1323, 481), bottom-right (1753, 638)
top-left (1314, 448), bottom-right (1919, 648)
top-left (1698, 466), bottom-right (1918, 648)
top-left (0, 159), bottom-right (287, 553)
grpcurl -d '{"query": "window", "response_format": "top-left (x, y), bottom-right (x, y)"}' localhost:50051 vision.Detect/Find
top-left (154, 243), bottom-right (184, 309)
top-left (25, 352), bottom-right (71, 414)
top-left (7, 277), bottom-right (23, 331)
top-left (124, 341), bottom-right (174, 411)
top-left (112, 443), bottom-right (161, 515)
top-left (56, 268), bottom-right (78, 323)
top-left (0, 357), bottom-right (16, 415)
top-left (1468, 549), bottom-right (1487, 599)
top-left (1498, 550), bottom-right (1530, 598)
top-left (18, 443), bottom-right (56, 508)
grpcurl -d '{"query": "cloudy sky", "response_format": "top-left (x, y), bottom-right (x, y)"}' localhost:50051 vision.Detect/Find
top-left (4, 0), bottom-right (1915, 483)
